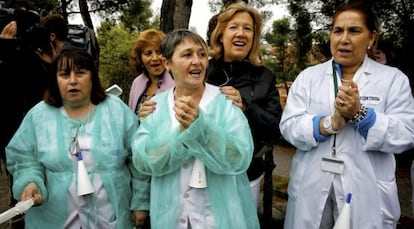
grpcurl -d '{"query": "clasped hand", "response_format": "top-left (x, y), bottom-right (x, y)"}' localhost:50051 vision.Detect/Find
top-left (138, 86), bottom-right (244, 122)
top-left (173, 96), bottom-right (198, 131)
top-left (332, 80), bottom-right (361, 130)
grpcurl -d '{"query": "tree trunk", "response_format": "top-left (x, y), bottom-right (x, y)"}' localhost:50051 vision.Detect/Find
top-left (60, 0), bottom-right (69, 23)
top-left (160, 0), bottom-right (192, 33)
top-left (174, 0), bottom-right (192, 29)
top-left (78, 0), bottom-right (94, 30)
top-left (160, 0), bottom-right (175, 32)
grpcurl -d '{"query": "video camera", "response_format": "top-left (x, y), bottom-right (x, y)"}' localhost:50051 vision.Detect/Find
top-left (0, 1), bottom-right (52, 54)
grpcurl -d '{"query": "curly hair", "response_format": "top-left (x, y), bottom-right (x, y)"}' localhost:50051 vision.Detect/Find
top-left (128, 29), bottom-right (165, 75)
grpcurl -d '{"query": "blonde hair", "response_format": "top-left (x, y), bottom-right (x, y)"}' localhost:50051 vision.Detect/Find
top-left (209, 2), bottom-right (263, 66)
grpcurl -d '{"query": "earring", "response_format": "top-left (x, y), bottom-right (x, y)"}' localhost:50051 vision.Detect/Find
top-left (368, 46), bottom-right (371, 50)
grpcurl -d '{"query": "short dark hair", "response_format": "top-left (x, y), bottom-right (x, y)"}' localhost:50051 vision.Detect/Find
top-left (44, 47), bottom-right (106, 107)
top-left (332, 0), bottom-right (378, 33)
top-left (206, 13), bottom-right (220, 47)
top-left (160, 29), bottom-right (208, 61)
top-left (39, 14), bottom-right (68, 41)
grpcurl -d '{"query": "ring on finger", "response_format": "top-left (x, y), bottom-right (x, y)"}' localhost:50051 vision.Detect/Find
top-left (339, 99), bottom-right (345, 107)
top-left (181, 112), bottom-right (187, 119)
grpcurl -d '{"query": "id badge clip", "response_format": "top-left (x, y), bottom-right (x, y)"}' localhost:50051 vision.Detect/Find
top-left (321, 155), bottom-right (344, 174)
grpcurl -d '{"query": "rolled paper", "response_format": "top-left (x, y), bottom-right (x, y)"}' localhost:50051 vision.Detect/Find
top-left (189, 158), bottom-right (207, 188)
top-left (0, 199), bottom-right (34, 224)
top-left (77, 152), bottom-right (94, 196)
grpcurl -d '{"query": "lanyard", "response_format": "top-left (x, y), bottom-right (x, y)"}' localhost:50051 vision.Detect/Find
top-left (332, 60), bottom-right (342, 97)
top-left (331, 60), bottom-right (342, 156)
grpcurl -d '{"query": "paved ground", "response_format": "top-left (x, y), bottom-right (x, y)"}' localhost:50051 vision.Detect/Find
top-left (1, 146), bottom-right (413, 228)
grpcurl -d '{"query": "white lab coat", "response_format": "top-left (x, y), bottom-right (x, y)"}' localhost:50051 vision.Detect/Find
top-left (280, 56), bottom-right (414, 229)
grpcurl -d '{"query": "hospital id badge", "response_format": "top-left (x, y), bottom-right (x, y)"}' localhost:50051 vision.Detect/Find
top-left (321, 155), bottom-right (344, 174)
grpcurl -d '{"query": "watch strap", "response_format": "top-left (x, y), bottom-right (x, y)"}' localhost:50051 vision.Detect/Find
top-left (324, 116), bottom-right (340, 134)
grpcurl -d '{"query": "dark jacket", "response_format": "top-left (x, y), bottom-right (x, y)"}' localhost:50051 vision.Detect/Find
top-left (207, 58), bottom-right (282, 180)
top-left (0, 38), bottom-right (49, 163)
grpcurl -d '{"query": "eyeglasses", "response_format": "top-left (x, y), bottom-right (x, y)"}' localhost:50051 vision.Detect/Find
top-left (68, 127), bottom-right (80, 157)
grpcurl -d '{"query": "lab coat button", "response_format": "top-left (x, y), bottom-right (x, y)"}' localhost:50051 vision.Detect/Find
top-left (179, 218), bottom-right (186, 224)
top-left (184, 193), bottom-right (189, 198)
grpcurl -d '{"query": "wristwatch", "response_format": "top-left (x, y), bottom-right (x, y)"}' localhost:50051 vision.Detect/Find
top-left (322, 116), bottom-right (340, 134)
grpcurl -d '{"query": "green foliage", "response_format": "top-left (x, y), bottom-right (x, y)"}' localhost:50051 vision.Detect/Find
top-left (208, 0), bottom-right (281, 12)
top-left (207, 0), bottom-right (280, 23)
top-left (265, 18), bottom-right (291, 46)
top-left (97, 20), bottom-right (138, 102)
top-left (11, 0), bottom-right (61, 13)
top-left (119, 0), bottom-right (157, 31)
top-left (314, 0), bottom-right (414, 79)
top-left (282, 0), bottom-right (312, 75)
top-left (311, 31), bottom-right (330, 61)
top-left (65, 0), bottom-right (155, 31)
top-left (87, 0), bottom-right (130, 15)
top-left (263, 18), bottom-right (298, 83)
top-left (371, 0), bottom-right (414, 78)
top-left (290, 0), bottom-right (312, 70)
top-left (96, 0), bottom-right (156, 102)
top-left (262, 2), bottom-right (317, 85)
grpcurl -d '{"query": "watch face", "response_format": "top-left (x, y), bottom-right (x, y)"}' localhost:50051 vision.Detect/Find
top-left (323, 117), bottom-right (331, 128)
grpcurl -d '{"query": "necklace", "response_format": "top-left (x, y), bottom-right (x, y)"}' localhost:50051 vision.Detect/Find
top-left (68, 104), bottom-right (92, 157)
top-left (135, 78), bottom-right (162, 114)
top-left (219, 69), bottom-right (232, 87)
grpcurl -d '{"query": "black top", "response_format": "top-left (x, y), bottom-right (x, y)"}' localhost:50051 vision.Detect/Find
top-left (207, 58), bottom-right (282, 180)
top-left (0, 38), bottom-right (49, 162)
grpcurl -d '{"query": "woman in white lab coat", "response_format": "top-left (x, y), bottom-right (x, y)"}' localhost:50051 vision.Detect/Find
top-left (279, 1), bottom-right (414, 228)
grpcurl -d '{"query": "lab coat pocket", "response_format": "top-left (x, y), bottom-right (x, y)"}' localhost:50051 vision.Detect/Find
top-left (287, 156), bottom-right (307, 200)
top-left (377, 179), bottom-right (400, 226)
top-left (309, 97), bottom-right (329, 114)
